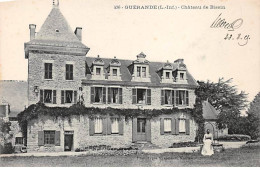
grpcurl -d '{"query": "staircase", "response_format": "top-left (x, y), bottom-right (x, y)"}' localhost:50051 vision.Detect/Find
top-left (131, 142), bottom-right (161, 150)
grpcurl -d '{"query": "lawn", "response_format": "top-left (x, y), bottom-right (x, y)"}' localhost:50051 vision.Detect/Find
top-left (0, 145), bottom-right (259, 167)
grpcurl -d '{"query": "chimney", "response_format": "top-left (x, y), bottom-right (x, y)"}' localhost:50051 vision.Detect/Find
top-left (74, 27), bottom-right (82, 41)
top-left (29, 24), bottom-right (36, 40)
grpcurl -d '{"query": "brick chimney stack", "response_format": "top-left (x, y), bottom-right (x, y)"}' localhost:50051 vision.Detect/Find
top-left (29, 24), bottom-right (36, 40)
top-left (74, 27), bottom-right (82, 41)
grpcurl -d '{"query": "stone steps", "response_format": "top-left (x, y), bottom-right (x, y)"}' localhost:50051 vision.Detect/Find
top-left (131, 142), bottom-right (161, 150)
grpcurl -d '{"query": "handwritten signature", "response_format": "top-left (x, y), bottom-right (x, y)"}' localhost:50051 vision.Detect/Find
top-left (210, 13), bottom-right (250, 46)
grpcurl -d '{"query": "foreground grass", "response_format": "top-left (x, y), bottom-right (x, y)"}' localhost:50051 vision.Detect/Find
top-left (1, 145), bottom-right (259, 167)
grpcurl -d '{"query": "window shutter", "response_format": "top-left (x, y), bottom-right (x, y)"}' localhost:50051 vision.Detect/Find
top-left (53, 90), bottom-right (57, 104)
top-left (171, 118), bottom-right (176, 135)
top-left (38, 131), bottom-right (44, 146)
top-left (61, 90), bottom-right (65, 104)
top-left (146, 89), bottom-right (151, 105)
top-left (107, 87), bottom-right (111, 104)
top-left (40, 90), bottom-right (44, 103)
top-left (66, 65), bottom-right (69, 80)
top-left (146, 119), bottom-right (151, 142)
top-left (55, 131), bottom-right (60, 146)
top-left (176, 91), bottom-right (179, 106)
top-left (107, 117), bottom-right (111, 135)
top-left (50, 64), bottom-right (53, 79)
top-left (161, 90), bottom-right (165, 105)
top-left (90, 87), bottom-right (95, 103)
top-left (74, 91), bottom-right (77, 104)
top-left (132, 88), bottom-right (137, 104)
top-left (70, 65), bottom-right (73, 80)
top-left (119, 118), bottom-right (124, 135)
top-left (119, 88), bottom-right (123, 104)
top-left (102, 87), bottom-right (106, 103)
top-left (175, 119), bottom-right (179, 135)
top-left (172, 91), bottom-right (175, 106)
top-left (89, 118), bottom-right (94, 136)
top-left (132, 118), bottom-right (137, 142)
top-left (186, 91), bottom-right (189, 106)
top-left (160, 118), bottom-right (164, 135)
top-left (185, 119), bottom-right (190, 135)
top-left (102, 117), bottom-right (107, 135)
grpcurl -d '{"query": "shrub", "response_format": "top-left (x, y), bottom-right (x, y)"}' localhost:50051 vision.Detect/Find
top-left (169, 141), bottom-right (198, 148)
top-left (2, 143), bottom-right (14, 154)
top-left (218, 134), bottom-right (251, 141)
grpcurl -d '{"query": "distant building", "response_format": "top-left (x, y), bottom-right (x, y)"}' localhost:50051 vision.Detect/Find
top-left (0, 80), bottom-right (28, 148)
top-left (23, 2), bottom-right (199, 152)
top-left (202, 100), bottom-right (228, 139)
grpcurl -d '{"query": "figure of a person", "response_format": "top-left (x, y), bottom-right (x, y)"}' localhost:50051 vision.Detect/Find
top-left (201, 129), bottom-right (214, 156)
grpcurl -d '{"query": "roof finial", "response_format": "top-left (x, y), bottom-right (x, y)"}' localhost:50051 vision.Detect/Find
top-left (53, 0), bottom-right (59, 8)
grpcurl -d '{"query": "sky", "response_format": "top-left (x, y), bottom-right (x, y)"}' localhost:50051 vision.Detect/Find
top-left (0, 0), bottom-right (259, 104)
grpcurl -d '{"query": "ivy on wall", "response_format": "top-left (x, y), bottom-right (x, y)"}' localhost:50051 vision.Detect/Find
top-left (17, 102), bottom-right (205, 143)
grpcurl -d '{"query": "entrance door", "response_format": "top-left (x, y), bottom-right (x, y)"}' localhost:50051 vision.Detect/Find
top-left (64, 134), bottom-right (73, 151)
top-left (137, 118), bottom-right (146, 141)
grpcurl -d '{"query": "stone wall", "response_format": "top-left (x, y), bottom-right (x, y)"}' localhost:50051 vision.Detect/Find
top-left (83, 86), bottom-right (196, 110)
top-left (28, 52), bottom-right (86, 106)
top-left (27, 111), bottom-right (197, 152)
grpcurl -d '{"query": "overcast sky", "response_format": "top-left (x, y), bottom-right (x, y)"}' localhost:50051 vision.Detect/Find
top-left (0, 0), bottom-right (259, 103)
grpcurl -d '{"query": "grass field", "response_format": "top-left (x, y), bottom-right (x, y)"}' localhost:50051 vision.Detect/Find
top-left (1, 145), bottom-right (259, 167)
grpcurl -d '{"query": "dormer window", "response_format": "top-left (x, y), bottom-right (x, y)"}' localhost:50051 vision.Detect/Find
top-left (180, 73), bottom-right (184, 80)
top-left (112, 69), bottom-right (117, 76)
top-left (96, 68), bottom-right (101, 75)
top-left (166, 72), bottom-right (170, 79)
top-left (107, 57), bottom-right (122, 81)
top-left (131, 52), bottom-right (151, 82)
top-left (91, 55), bottom-right (105, 80)
top-left (174, 59), bottom-right (188, 84)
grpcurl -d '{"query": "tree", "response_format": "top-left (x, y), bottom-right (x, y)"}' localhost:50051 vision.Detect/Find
top-left (196, 78), bottom-right (248, 133)
top-left (246, 92), bottom-right (260, 139)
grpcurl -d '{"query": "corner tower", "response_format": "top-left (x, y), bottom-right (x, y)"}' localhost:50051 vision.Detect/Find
top-left (24, 2), bottom-right (89, 106)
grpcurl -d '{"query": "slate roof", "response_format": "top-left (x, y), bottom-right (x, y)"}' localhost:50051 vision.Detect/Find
top-left (0, 80), bottom-right (28, 117)
top-left (202, 100), bottom-right (219, 120)
top-left (26, 6), bottom-right (88, 49)
top-left (82, 57), bottom-right (198, 88)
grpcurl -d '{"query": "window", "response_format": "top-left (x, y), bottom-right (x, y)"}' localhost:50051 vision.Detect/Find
top-left (65, 90), bottom-right (73, 103)
top-left (179, 119), bottom-right (186, 133)
top-left (137, 118), bottom-right (146, 133)
top-left (142, 67), bottom-right (146, 77)
top-left (94, 118), bottom-right (103, 134)
top-left (180, 73), bottom-right (184, 80)
top-left (44, 131), bottom-right (55, 145)
top-left (137, 66), bottom-right (141, 77)
top-left (94, 87), bottom-right (102, 103)
top-left (15, 137), bottom-right (23, 145)
top-left (164, 118), bottom-right (172, 133)
top-left (40, 89), bottom-right (56, 104)
top-left (176, 90), bottom-right (189, 106)
top-left (166, 72), bottom-right (170, 79)
top-left (112, 69), bottom-right (117, 76)
top-left (179, 90), bottom-right (185, 105)
top-left (107, 87), bottom-right (122, 104)
top-left (66, 64), bottom-right (73, 80)
top-left (96, 67), bottom-right (101, 75)
top-left (61, 90), bottom-right (77, 104)
top-left (165, 90), bottom-right (171, 105)
top-left (44, 63), bottom-right (52, 79)
top-left (111, 118), bottom-right (119, 134)
top-left (137, 89), bottom-right (146, 104)
top-left (132, 88), bottom-right (151, 105)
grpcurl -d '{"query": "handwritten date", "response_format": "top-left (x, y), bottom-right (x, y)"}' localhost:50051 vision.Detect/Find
top-left (224, 33), bottom-right (250, 46)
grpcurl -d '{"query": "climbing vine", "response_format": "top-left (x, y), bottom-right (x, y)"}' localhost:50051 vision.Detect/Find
top-left (18, 101), bottom-right (205, 143)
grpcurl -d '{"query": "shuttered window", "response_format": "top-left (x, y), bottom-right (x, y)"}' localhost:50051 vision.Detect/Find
top-left (44, 63), bottom-right (52, 79)
top-left (90, 87), bottom-right (106, 104)
top-left (94, 118), bottom-right (103, 134)
top-left (111, 118), bottom-right (119, 134)
top-left (133, 88), bottom-right (151, 105)
top-left (107, 88), bottom-right (123, 104)
top-left (164, 118), bottom-right (172, 132)
top-left (39, 89), bottom-right (56, 104)
top-left (66, 64), bottom-right (73, 80)
top-left (61, 90), bottom-right (77, 104)
top-left (179, 119), bottom-right (186, 133)
top-left (38, 131), bottom-right (60, 146)
top-left (44, 131), bottom-right (55, 145)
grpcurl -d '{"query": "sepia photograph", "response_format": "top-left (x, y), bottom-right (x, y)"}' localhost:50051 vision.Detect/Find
top-left (0, 0), bottom-right (259, 167)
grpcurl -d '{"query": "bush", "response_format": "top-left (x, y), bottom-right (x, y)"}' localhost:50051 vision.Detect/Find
top-left (0, 144), bottom-right (3, 154)
top-left (169, 142), bottom-right (198, 148)
top-left (218, 134), bottom-right (251, 141)
top-left (2, 143), bottom-right (14, 154)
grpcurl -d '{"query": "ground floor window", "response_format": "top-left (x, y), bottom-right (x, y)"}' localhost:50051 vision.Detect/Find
top-left (15, 137), bottom-right (23, 145)
top-left (94, 118), bottom-right (103, 134)
top-left (111, 118), bottom-right (119, 134)
top-left (44, 131), bottom-right (55, 145)
top-left (164, 118), bottom-right (172, 133)
top-left (179, 119), bottom-right (186, 133)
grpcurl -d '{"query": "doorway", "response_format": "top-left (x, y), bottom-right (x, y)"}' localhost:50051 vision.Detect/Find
top-left (64, 131), bottom-right (74, 151)
top-left (137, 118), bottom-right (147, 141)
